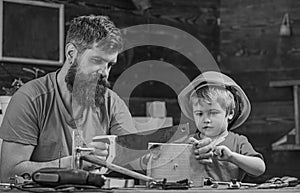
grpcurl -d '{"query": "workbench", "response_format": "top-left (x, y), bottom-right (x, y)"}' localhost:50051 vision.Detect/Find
top-left (112, 185), bottom-right (300, 193)
top-left (1, 185), bottom-right (300, 193)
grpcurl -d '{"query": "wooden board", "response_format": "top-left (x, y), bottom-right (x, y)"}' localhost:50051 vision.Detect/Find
top-left (147, 143), bottom-right (204, 187)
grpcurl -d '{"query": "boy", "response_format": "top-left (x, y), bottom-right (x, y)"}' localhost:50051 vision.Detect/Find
top-left (178, 71), bottom-right (265, 181)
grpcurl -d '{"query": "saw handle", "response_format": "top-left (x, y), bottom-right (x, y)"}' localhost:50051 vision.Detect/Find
top-left (81, 154), bottom-right (154, 182)
top-left (92, 135), bottom-right (117, 173)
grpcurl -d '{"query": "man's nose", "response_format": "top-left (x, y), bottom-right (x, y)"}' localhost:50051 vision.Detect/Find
top-left (97, 66), bottom-right (108, 77)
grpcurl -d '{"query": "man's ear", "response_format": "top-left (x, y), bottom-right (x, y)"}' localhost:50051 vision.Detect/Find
top-left (65, 43), bottom-right (78, 64)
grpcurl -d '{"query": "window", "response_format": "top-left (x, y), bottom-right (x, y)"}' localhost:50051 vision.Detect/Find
top-left (0, 0), bottom-right (64, 65)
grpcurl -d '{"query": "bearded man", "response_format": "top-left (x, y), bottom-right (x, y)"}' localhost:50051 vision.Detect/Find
top-left (0, 15), bottom-right (136, 182)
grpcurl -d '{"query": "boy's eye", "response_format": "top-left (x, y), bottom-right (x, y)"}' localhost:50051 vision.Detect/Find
top-left (195, 112), bottom-right (203, 116)
top-left (107, 62), bottom-right (115, 69)
top-left (209, 111), bottom-right (219, 115)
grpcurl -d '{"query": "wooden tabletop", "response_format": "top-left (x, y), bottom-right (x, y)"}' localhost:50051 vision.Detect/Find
top-left (1, 184), bottom-right (299, 192)
top-left (111, 185), bottom-right (300, 193)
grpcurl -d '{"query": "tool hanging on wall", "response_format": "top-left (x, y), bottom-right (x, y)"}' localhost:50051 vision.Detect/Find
top-left (280, 13), bottom-right (292, 36)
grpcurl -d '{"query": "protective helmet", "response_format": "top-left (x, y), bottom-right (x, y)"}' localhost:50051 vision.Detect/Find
top-left (178, 71), bottom-right (251, 130)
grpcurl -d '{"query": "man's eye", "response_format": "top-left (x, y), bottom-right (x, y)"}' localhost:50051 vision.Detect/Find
top-left (91, 59), bottom-right (103, 65)
top-left (210, 111), bottom-right (218, 115)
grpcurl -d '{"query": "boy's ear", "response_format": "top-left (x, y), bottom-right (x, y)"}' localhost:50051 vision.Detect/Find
top-left (65, 43), bottom-right (78, 64)
top-left (228, 110), bottom-right (234, 120)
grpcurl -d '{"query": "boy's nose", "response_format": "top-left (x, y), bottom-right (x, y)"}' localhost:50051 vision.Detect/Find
top-left (203, 115), bottom-right (212, 123)
top-left (204, 119), bottom-right (211, 123)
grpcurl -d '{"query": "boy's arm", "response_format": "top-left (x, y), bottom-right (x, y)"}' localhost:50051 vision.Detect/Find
top-left (214, 145), bottom-right (265, 176)
top-left (230, 152), bottom-right (266, 176)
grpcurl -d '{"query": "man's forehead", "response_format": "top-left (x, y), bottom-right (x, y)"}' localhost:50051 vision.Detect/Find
top-left (95, 39), bottom-right (120, 53)
top-left (88, 44), bottom-right (118, 60)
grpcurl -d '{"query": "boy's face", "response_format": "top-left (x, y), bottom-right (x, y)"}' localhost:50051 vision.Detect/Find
top-left (192, 99), bottom-right (232, 138)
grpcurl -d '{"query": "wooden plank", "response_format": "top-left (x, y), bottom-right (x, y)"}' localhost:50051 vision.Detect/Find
top-left (228, 70), bottom-right (300, 102)
top-left (149, 0), bottom-right (219, 34)
top-left (270, 80), bottom-right (300, 87)
top-left (294, 86), bottom-right (300, 144)
top-left (272, 144), bottom-right (300, 151)
top-left (220, 0), bottom-right (300, 73)
top-left (109, 47), bottom-right (202, 79)
top-left (112, 69), bottom-right (300, 103)
top-left (268, 81), bottom-right (300, 145)
top-left (221, 0), bottom-right (300, 28)
top-left (220, 53), bottom-right (300, 73)
top-left (59, 0), bottom-right (136, 10)
top-left (148, 143), bottom-right (204, 187)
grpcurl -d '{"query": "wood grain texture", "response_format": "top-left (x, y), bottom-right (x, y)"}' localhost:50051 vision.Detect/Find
top-left (1, 0), bottom-right (219, 95)
top-left (220, 0), bottom-right (300, 73)
top-left (147, 143), bottom-right (204, 186)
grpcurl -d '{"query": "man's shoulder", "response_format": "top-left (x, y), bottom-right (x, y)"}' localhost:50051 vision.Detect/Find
top-left (106, 88), bottom-right (123, 101)
top-left (106, 88), bottom-right (128, 109)
top-left (17, 71), bottom-right (57, 99)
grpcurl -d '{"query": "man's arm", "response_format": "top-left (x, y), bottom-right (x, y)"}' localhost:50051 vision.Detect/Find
top-left (0, 140), bottom-right (72, 182)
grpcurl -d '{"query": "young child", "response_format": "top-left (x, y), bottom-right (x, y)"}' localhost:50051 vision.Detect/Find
top-left (178, 71), bottom-right (265, 181)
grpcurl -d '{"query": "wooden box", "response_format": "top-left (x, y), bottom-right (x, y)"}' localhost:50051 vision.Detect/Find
top-left (147, 143), bottom-right (204, 187)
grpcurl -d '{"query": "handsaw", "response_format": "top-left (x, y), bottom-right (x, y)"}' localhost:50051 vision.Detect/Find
top-left (92, 123), bottom-right (193, 167)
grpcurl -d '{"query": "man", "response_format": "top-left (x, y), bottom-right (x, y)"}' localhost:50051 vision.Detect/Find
top-left (0, 15), bottom-right (136, 182)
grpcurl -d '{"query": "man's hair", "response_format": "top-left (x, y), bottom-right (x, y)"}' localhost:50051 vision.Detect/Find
top-left (66, 15), bottom-right (123, 54)
top-left (190, 85), bottom-right (235, 115)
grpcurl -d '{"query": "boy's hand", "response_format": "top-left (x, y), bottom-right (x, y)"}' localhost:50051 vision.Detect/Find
top-left (188, 137), bottom-right (214, 164)
top-left (213, 145), bottom-right (233, 161)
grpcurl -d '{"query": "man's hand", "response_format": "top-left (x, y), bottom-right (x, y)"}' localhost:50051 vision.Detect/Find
top-left (79, 142), bottom-right (109, 170)
top-left (213, 145), bottom-right (233, 161)
top-left (188, 137), bottom-right (214, 164)
top-left (87, 141), bottom-right (109, 160)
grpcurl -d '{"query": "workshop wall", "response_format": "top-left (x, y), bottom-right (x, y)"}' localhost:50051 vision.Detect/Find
top-left (0, 0), bottom-right (219, 126)
top-left (220, 0), bottom-right (300, 181)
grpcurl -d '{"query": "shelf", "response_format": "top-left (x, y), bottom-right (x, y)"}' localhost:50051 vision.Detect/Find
top-left (272, 144), bottom-right (300, 151)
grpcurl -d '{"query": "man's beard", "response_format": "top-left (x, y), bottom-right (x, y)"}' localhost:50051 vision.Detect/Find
top-left (65, 59), bottom-right (110, 113)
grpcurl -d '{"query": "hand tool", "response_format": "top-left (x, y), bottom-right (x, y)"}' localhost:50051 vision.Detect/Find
top-left (81, 154), bottom-right (154, 182)
top-left (31, 167), bottom-right (106, 188)
top-left (204, 177), bottom-right (257, 189)
top-left (81, 155), bottom-right (194, 190)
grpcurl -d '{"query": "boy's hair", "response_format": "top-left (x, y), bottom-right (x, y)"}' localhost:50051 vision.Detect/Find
top-left (66, 15), bottom-right (123, 54)
top-left (190, 85), bottom-right (235, 116)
